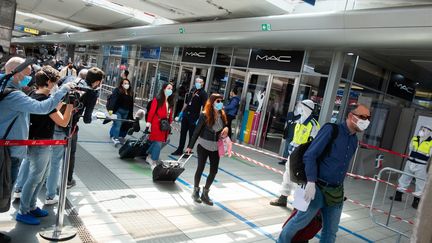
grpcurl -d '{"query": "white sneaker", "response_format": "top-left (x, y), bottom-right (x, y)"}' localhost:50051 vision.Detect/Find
top-left (13, 190), bottom-right (21, 199)
top-left (45, 196), bottom-right (59, 205)
top-left (111, 137), bottom-right (120, 146)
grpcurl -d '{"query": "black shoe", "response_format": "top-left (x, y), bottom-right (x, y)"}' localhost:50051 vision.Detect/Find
top-left (171, 150), bottom-right (183, 156)
top-left (67, 179), bottom-right (76, 189)
top-left (201, 188), bottom-right (213, 206)
top-left (389, 191), bottom-right (402, 202)
top-left (412, 197), bottom-right (420, 209)
top-left (0, 233), bottom-right (11, 243)
top-left (192, 187), bottom-right (202, 203)
top-left (278, 160), bottom-right (286, 165)
top-left (270, 195), bottom-right (287, 207)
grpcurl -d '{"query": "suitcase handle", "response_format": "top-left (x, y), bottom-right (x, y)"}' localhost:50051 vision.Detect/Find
top-left (177, 153), bottom-right (193, 167)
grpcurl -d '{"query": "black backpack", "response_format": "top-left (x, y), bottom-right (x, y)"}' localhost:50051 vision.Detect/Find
top-left (145, 99), bottom-right (153, 121)
top-left (289, 123), bottom-right (339, 184)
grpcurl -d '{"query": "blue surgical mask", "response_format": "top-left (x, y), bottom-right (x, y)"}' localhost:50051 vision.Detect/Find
top-left (195, 82), bottom-right (202, 90)
top-left (214, 102), bottom-right (223, 110)
top-left (19, 76), bottom-right (32, 88)
top-left (164, 89), bottom-right (173, 97)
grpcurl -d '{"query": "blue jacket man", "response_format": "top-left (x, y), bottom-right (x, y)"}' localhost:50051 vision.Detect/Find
top-left (277, 104), bottom-right (371, 243)
top-left (224, 87), bottom-right (240, 138)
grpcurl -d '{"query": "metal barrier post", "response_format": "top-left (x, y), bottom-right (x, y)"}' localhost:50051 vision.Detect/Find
top-left (349, 144), bottom-right (360, 174)
top-left (39, 123), bottom-right (77, 240)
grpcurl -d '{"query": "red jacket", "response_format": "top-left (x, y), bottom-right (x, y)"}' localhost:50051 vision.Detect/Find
top-left (147, 98), bottom-right (172, 142)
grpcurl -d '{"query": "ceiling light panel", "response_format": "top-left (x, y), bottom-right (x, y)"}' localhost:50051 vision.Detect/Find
top-left (16, 10), bottom-right (89, 32)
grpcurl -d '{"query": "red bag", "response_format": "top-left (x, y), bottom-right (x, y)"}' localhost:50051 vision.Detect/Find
top-left (282, 209), bottom-right (322, 242)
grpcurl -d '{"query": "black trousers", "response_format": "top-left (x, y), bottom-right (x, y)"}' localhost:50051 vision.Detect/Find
top-left (194, 144), bottom-right (220, 189)
top-left (67, 132), bottom-right (78, 182)
top-left (227, 115), bottom-right (235, 139)
top-left (177, 116), bottom-right (196, 152)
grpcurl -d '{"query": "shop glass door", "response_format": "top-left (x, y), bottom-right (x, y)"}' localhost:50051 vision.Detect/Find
top-left (134, 61), bottom-right (148, 106)
top-left (237, 73), bottom-right (270, 146)
top-left (259, 75), bottom-right (296, 153)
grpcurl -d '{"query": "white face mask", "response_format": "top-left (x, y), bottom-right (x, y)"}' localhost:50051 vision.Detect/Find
top-left (122, 84), bottom-right (130, 90)
top-left (419, 129), bottom-right (431, 138)
top-left (355, 117), bottom-right (370, 131)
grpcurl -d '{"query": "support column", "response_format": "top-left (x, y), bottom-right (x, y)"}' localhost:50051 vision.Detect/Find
top-left (318, 51), bottom-right (345, 125)
top-left (0, 0), bottom-right (16, 55)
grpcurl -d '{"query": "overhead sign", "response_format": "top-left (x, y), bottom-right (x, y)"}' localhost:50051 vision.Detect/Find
top-left (387, 72), bottom-right (416, 101)
top-left (182, 47), bottom-right (214, 64)
top-left (140, 47), bottom-right (160, 59)
top-left (303, 0), bottom-right (316, 6)
top-left (249, 49), bottom-right (304, 72)
top-left (261, 24), bottom-right (271, 31)
top-left (14, 25), bottom-right (39, 35)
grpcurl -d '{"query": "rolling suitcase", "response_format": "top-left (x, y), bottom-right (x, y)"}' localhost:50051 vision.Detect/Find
top-left (119, 131), bottom-right (150, 159)
top-left (152, 154), bottom-right (192, 182)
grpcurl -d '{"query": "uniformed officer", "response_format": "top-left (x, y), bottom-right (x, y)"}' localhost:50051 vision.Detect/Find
top-left (270, 99), bottom-right (320, 207)
top-left (392, 125), bottom-right (432, 209)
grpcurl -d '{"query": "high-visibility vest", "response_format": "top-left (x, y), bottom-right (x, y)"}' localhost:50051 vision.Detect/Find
top-left (409, 136), bottom-right (432, 164)
top-left (292, 118), bottom-right (320, 145)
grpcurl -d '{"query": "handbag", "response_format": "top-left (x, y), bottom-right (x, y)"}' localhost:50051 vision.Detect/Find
top-left (218, 136), bottom-right (233, 157)
top-left (156, 103), bottom-right (171, 132)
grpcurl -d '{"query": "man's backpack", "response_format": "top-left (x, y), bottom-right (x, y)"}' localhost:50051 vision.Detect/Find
top-left (289, 123), bottom-right (339, 184)
top-left (106, 88), bottom-right (119, 111)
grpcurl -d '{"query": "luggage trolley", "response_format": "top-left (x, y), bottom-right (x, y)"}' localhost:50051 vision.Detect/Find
top-left (152, 153), bottom-right (192, 182)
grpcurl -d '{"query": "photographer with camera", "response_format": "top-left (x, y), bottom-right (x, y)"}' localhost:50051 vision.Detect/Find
top-left (13, 66), bottom-right (74, 225)
top-left (0, 57), bottom-right (74, 242)
top-left (55, 67), bottom-right (104, 189)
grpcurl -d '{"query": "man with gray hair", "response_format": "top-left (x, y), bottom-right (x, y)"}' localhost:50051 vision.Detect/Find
top-left (0, 57), bottom-right (74, 242)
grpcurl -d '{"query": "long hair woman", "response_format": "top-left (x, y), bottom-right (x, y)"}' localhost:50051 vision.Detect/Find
top-left (108, 78), bottom-right (134, 145)
top-left (145, 83), bottom-right (174, 168)
top-left (185, 93), bottom-right (229, 205)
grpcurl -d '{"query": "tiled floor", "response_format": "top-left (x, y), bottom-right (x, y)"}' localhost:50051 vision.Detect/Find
top-left (0, 114), bottom-right (418, 242)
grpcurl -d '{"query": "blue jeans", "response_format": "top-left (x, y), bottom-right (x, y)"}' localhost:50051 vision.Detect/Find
top-left (46, 129), bottom-right (66, 198)
top-left (148, 141), bottom-right (162, 161)
top-left (11, 157), bottom-right (23, 188)
top-left (19, 146), bottom-right (51, 214)
top-left (277, 186), bottom-right (343, 243)
top-left (109, 108), bottom-right (129, 139)
top-left (14, 158), bottom-right (29, 191)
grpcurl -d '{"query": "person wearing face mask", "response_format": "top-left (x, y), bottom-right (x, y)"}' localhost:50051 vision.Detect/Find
top-left (223, 87), bottom-right (240, 138)
top-left (13, 67), bottom-right (74, 225)
top-left (145, 83), bottom-right (174, 169)
top-left (59, 61), bottom-right (77, 78)
top-left (185, 94), bottom-right (229, 205)
top-left (277, 104), bottom-right (370, 243)
top-left (391, 126), bottom-right (432, 209)
top-left (0, 58), bottom-right (74, 239)
top-left (270, 100), bottom-right (320, 207)
top-left (107, 79), bottom-right (134, 145)
top-left (171, 77), bottom-right (208, 156)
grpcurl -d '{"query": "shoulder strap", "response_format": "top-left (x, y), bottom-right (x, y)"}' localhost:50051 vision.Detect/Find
top-left (0, 88), bottom-right (18, 102)
top-left (2, 116), bottom-right (19, 139)
top-left (318, 123), bottom-right (339, 161)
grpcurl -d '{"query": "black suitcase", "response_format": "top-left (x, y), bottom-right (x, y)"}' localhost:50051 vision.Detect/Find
top-left (119, 132), bottom-right (150, 159)
top-left (152, 154), bottom-right (192, 182)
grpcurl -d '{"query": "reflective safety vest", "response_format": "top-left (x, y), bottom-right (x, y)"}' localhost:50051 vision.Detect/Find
top-left (409, 136), bottom-right (432, 164)
top-left (292, 118), bottom-right (320, 145)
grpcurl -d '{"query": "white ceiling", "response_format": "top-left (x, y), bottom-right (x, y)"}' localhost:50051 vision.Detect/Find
top-left (14, 0), bottom-right (432, 36)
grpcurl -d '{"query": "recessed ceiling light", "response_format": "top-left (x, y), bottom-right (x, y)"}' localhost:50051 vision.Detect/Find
top-left (347, 52), bottom-right (354, 56)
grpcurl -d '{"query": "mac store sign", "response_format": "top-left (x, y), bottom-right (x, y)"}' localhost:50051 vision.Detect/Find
top-left (249, 49), bottom-right (305, 72)
top-left (182, 48), bottom-right (214, 64)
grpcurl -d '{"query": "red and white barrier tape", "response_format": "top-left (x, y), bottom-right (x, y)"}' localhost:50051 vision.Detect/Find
top-left (231, 150), bottom-right (416, 226)
top-left (0, 139), bottom-right (67, 146)
top-left (232, 151), bottom-right (284, 175)
top-left (347, 198), bottom-right (415, 225)
top-left (359, 142), bottom-right (409, 159)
